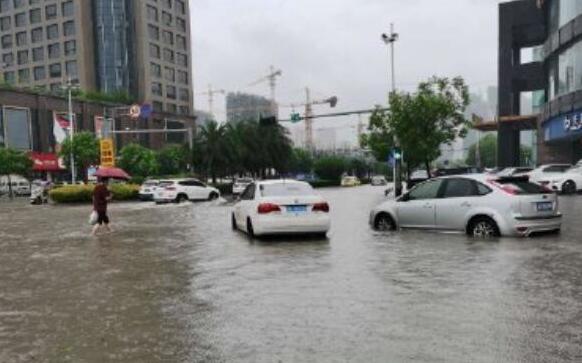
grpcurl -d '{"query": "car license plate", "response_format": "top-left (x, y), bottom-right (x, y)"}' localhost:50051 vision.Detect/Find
top-left (287, 205), bottom-right (307, 213)
top-left (536, 202), bottom-right (553, 212)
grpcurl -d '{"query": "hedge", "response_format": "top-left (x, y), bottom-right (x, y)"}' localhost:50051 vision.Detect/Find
top-left (49, 184), bottom-right (140, 204)
top-left (309, 180), bottom-right (341, 188)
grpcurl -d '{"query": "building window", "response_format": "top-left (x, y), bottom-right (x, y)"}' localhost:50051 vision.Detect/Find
top-left (176, 0), bottom-right (186, 15)
top-left (49, 83), bottom-right (61, 92)
top-left (151, 82), bottom-right (162, 96)
top-left (179, 105), bottom-right (190, 115)
top-left (176, 17), bottom-right (186, 32)
top-left (164, 66), bottom-right (174, 82)
top-left (14, 12), bottom-right (26, 27)
top-left (153, 101), bottom-right (163, 112)
top-left (0, 16), bottom-right (10, 31)
top-left (176, 53), bottom-right (187, 67)
top-left (61, 0), bottom-right (73, 17)
top-left (29, 0), bottom-right (40, 5)
top-left (29, 8), bottom-right (41, 24)
top-left (0, 0), bottom-right (10, 13)
top-left (150, 62), bottom-right (161, 78)
top-left (45, 4), bottom-right (57, 20)
top-left (18, 68), bottom-right (29, 82)
top-left (31, 46), bottom-right (43, 61)
top-left (148, 24), bottom-right (159, 40)
top-left (179, 88), bottom-right (189, 102)
top-left (166, 103), bottom-right (176, 113)
top-left (162, 30), bottom-right (173, 45)
top-left (161, 11), bottom-right (172, 26)
top-left (49, 63), bottom-right (61, 78)
top-left (13, 0), bottom-right (24, 9)
top-left (149, 43), bottom-right (160, 59)
top-left (2, 107), bottom-right (31, 151)
top-left (63, 20), bottom-right (74, 36)
top-left (177, 70), bottom-right (188, 85)
top-left (2, 52), bottom-right (13, 66)
top-left (163, 48), bottom-right (174, 63)
top-left (48, 43), bottom-right (60, 59)
top-left (15, 31), bottom-right (26, 46)
top-left (147, 5), bottom-right (157, 22)
top-left (46, 24), bottom-right (58, 39)
top-left (176, 35), bottom-right (186, 50)
top-left (31, 27), bottom-right (42, 43)
top-left (33, 65), bottom-right (45, 80)
top-left (17, 49), bottom-right (28, 65)
top-left (166, 85), bottom-right (176, 99)
top-left (65, 60), bottom-right (77, 78)
top-left (162, 0), bottom-right (171, 9)
top-left (64, 40), bottom-right (75, 56)
top-left (1, 34), bottom-right (12, 49)
top-left (3, 71), bottom-right (15, 84)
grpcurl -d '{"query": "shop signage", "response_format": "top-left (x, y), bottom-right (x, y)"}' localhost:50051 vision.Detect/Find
top-left (100, 138), bottom-right (115, 167)
top-left (564, 113), bottom-right (582, 131)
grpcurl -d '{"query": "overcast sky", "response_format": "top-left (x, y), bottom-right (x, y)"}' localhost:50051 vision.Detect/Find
top-left (190, 0), bottom-right (503, 146)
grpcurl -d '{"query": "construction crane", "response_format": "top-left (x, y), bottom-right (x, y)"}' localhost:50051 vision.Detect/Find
top-left (247, 65), bottom-right (283, 104)
top-left (195, 84), bottom-right (225, 118)
top-left (280, 87), bottom-right (338, 151)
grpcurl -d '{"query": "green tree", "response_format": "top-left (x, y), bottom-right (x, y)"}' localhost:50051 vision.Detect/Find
top-left (314, 156), bottom-right (346, 181)
top-left (0, 148), bottom-right (33, 198)
top-left (197, 121), bottom-right (229, 183)
top-left (157, 144), bottom-right (190, 176)
top-left (366, 76), bottom-right (471, 175)
top-left (288, 148), bottom-right (314, 174)
top-left (59, 132), bottom-right (99, 182)
top-left (466, 134), bottom-right (497, 168)
top-left (118, 143), bottom-right (159, 178)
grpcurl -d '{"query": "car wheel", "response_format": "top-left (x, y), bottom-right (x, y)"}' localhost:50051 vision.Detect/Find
top-left (208, 192), bottom-right (219, 201)
top-left (469, 217), bottom-right (500, 238)
top-left (562, 180), bottom-right (576, 195)
top-left (246, 218), bottom-right (255, 238)
top-left (231, 214), bottom-right (238, 230)
top-left (374, 213), bottom-right (396, 231)
top-left (176, 194), bottom-right (188, 203)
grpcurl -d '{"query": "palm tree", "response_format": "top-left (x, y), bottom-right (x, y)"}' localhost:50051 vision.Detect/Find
top-left (198, 121), bottom-right (228, 184)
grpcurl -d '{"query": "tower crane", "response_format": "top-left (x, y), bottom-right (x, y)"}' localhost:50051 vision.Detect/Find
top-left (280, 87), bottom-right (338, 151)
top-left (247, 65), bottom-right (283, 104)
top-left (195, 84), bottom-right (225, 118)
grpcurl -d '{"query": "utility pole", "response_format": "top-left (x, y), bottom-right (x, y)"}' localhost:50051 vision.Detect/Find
top-left (305, 87), bottom-right (314, 151)
top-left (382, 23), bottom-right (402, 196)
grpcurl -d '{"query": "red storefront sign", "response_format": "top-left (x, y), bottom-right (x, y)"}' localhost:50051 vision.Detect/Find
top-left (30, 152), bottom-right (64, 172)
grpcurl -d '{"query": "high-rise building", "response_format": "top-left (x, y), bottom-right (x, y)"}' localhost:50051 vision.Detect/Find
top-left (0, 0), bottom-right (193, 116)
top-left (226, 92), bottom-right (277, 124)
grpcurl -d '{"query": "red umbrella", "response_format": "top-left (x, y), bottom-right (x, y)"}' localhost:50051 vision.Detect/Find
top-left (94, 167), bottom-right (131, 180)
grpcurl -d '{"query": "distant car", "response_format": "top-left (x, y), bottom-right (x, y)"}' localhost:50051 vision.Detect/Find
top-left (407, 170), bottom-right (430, 190)
top-left (371, 175), bottom-right (388, 186)
top-left (139, 179), bottom-right (160, 201)
top-left (535, 165), bottom-right (582, 194)
top-left (232, 180), bottom-right (331, 237)
top-left (497, 167), bottom-right (533, 178)
top-left (433, 166), bottom-right (482, 177)
top-left (154, 179), bottom-right (220, 203)
top-left (528, 164), bottom-right (572, 185)
top-left (370, 175), bottom-right (561, 237)
top-left (232, 178), bottom-right (254, 195)
top-left (341, 176), bottom-right (361, 187)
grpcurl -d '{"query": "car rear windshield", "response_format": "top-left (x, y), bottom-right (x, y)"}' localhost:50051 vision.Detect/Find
top-left (259, 183), bottom-right (315, 197)
top-left (143, 181), bottom-right (158, 186)
top-left (236, 178), bottom-right (253, 183)
top-left (495, 179), bottom-right (550, 194)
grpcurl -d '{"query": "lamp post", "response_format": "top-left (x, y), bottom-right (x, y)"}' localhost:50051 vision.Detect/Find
top-left (382, 23), bottom-right (403, 197)
top-left (61, 78), bottom-right (79, 184)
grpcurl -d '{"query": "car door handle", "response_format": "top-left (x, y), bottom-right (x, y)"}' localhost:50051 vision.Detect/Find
top-left (423, 203), bottom-right (433, 209)
top-left (460, 202), bottom-right (471, 207)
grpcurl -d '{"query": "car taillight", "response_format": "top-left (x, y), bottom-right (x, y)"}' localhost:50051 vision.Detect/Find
top-left (488, 180), bottom-right (518, 195)
top-left (257, 203), bottom-right (281, 214)
top-left (165, 186), bottom-right (176, 191)
top-left (312, 202), bottom-right (330, 213)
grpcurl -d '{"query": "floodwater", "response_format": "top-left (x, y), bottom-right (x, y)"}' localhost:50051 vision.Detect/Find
top-left (0, 187), bottom-right (581, 363)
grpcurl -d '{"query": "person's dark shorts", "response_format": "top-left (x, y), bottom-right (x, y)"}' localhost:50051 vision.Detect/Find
top-left (97, 211), bottom-right (110, 225)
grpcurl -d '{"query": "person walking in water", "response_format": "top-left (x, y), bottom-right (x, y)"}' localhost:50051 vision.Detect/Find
top-left (92, 177), bottom-right (112, 236)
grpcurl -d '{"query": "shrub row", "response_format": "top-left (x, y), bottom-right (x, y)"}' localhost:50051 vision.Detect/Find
top-left (309, 180), bottom-right (341, 188)
top-left (49, 184), bottom-right (140, 204)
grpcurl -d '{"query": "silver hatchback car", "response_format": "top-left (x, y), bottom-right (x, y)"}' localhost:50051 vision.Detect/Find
top-left (370, 174), bottom-right (562, 237)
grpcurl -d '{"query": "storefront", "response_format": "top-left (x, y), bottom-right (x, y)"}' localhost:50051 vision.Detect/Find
top-left (543, 109), bottom-right (582, 163)
top-left (29, 152), bottom-right (65, 181)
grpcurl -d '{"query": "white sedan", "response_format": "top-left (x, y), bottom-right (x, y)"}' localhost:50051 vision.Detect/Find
top-left (536, 165), bottom-right (582, 194)
top-left (370, 174), bottom-right (561, 237)
top-left (232, 180), bottom-right (331, 237)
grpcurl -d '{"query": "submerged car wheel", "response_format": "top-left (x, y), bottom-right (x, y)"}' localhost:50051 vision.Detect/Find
top-left (246, 218), bottom-right (255, 238)
top-left (469, 217), bottom-right (500, 238)
top-left (562, 180), bottom-right (577, 195)
top-left (374, 213), bottom-right (396, 231)
top-left (208, 192), bottom-right (219, 201)
top-left (231, 214), bottom-right (237, 230)
top-left (176, 194), bottom-right (188, 203)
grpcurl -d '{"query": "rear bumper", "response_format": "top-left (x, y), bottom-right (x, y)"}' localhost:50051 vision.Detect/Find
top-left (508, 215), bottom-right (562, 236)
top-left (253, 214), bottom-right (331, 236)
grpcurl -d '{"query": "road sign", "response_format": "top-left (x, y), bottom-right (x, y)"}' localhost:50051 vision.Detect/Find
top-left (140, 104), bottom-right (153, 118)
top-left (290, 113), bottom-right (301, 123)
top-left (129, 104), bottom-right (141, 118)
top-left (100, 138), bottom-right (115, 167)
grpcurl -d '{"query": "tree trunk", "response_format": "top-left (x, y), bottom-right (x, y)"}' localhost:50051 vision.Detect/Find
top-left (425, 161), bottom-right (431, 178)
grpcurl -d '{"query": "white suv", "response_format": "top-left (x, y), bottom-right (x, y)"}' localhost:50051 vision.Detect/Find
top-left (154, 179), bottom-right (220, 203)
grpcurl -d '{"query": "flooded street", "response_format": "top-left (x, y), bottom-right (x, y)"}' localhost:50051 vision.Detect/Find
top-left (1, 186), bottom-right (581, 362)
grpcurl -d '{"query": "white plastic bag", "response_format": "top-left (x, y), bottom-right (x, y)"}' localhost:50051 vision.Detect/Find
top-left (89, 211), bottom-right (98, 225)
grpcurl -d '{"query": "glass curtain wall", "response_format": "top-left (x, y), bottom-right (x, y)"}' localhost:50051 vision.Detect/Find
top-left (549, 0), bottom-right (582, 34)
top-left (548, 41), bottom-right (582, 100)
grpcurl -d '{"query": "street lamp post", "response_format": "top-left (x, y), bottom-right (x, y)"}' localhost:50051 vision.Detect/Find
top-left (382, 23), bottom-right (403, 197)
top-left (62, 78), bottom-right (79, 184)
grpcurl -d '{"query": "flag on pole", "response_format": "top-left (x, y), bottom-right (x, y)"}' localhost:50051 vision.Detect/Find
top-left (53, 112), bottom-right (71, 145)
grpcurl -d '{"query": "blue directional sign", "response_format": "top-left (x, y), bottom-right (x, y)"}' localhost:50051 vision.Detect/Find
top-left (140, 104), bottom-right (153, 118)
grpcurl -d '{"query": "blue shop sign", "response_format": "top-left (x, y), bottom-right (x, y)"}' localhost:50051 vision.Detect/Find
top-left (543, 109), bottom-right (582, 142)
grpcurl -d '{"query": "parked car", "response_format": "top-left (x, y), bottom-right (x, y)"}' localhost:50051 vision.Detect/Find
top-left (232, 178), bottom-right (254, 195)
top-left (496, 167), bottom-right (534, 178)
top-left (341, 176), bottom-right (361, 187)
top-left (535, 165), bottom-right (582, 194)
top-left (232, 180), bottom-right (331, 237)
top-left (433, 166), bottom-right (482, 177)
top-left (153, 179), bottom-right (220, 204)
top-left (139, 179), bottom-right (160, 201)
top-left (370, 175), bottom-right (561, 237)
top-left (371, 175), bottom-right (388, 186)
top-left (527, 164), bottom-right (572, 185)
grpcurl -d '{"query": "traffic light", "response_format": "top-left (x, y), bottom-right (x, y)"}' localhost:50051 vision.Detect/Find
top-left (392, 147), bottom-right (402, 160)
top-left (290, 113), bottom-right (301, 123)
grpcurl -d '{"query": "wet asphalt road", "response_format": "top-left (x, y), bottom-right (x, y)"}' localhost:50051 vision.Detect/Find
top-left (0, 186), bottom-right (581, 363)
